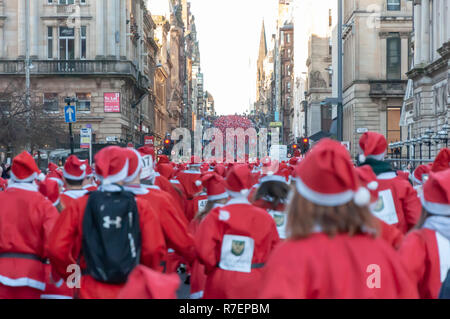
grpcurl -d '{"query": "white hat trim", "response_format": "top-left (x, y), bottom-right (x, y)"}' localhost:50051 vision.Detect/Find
top-left (226, 189), bottom-right (249, 198)
top-left (124, 149), bottom-right (144, 184)
top-left (49, 177), bottom-right (64, 187)
top-left (101, 159), bottom-right (129, 185)
top-left (420, 193), bottom-right (450, 216)
top-left (7, 181), bottom-right (38, 192)
top-left (208, 192), bottom-right (229, 201)
top-left (63, 169), bottom-right (86, 181)
top-left (10, 171), bottom-right (38, 183)
top-left (260, 175), bottom-right (288, 184)
top-left (295, 177), bottom-right (355, 207)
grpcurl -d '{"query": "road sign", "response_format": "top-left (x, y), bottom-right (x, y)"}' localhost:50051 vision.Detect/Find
top-left (144, 136), bottom-right (154, 146)
top-left (64, 105), bottom-right (76, 123)
top-left (269, 122), bottom-right (283, 128)
top-left (80, 128), bottom-right (91, 149)
top-left (356, 128), bottom-right (369, 134)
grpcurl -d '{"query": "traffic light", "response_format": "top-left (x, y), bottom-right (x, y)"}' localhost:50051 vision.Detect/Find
top-left (163, 138), bottom-right (173, 156)
top-left (298, 137), bottom-right (310, 154)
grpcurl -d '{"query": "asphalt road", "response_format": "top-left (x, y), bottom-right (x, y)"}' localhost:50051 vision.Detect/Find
top-left (176, 272), bottom-right (191, 299)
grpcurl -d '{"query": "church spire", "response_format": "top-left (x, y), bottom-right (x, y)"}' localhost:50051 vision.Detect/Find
top-left (258, 20), bottom-right (267, 60)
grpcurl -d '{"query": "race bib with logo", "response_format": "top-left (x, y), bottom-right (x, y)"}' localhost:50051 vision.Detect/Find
top-left (140, 155), bottom-right (154, 180)
top-left (370, 189), bottom-right (399, 225)
top-left (198, 199), bottom-right (208, 213)
top-left (268, 210), bottom-right (287, 239)
top-left (219, 235), bottom-right (255, 273)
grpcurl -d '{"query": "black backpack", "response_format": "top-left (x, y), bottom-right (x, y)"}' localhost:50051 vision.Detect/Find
top-left (439, 269), bottom-right (450, 299)
top-left (82, 186), bottom-right (142, 284)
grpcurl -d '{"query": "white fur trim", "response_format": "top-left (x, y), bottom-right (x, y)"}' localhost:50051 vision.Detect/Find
top-left (195, 180), bottom-right (202, 187)
top-left (124, 149), bottom-right (143, 183)
top-left (366, 151), bottom-right (387, 161)
top-left (353, 187), bottom-right (371, 207)
top-left (260, 175), bottom-right (288, 184)
top-left (208, 192), bottom-right (229, 201)
top-left (226, 197), bottom-right (251, 205)
top-left (63, 169), bottom-right (86, 181)
top-left (226, 189), bottom-right (249, 198)
top-left (377, 172), bottom-right (397, 180)
top-left (367, 181), bottom-right (379, 190)
top-left (101, 159), bottom-right (129, 185)
top-left (40, 295), bottom-right (73, 299)
top-left (295, 177), bottom-right (355, 207)
top-left (7, 182), bottom-right (39, 192)
top-left (358, 154), bottom-right (366, 163)
top-left (79, 164), bottom-right (86, 171)
top-left (421, 193), bottom-right (450, 216)
top-left (38, 173), bottom-right (46, 182)
top-left (49, 177), bottom-right (64, 187)
top-left (124, 185), bottom-right (149, 195)
top-left (10, 171), bottom-right (38, 183)
top-left (62, 189), bottom-right (88, 199)
top-left (52, 198), bottom-right (60, 207)
top-left (0, 274), bottom-right (45, 291)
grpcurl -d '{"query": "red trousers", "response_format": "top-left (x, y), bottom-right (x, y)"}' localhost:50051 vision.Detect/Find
top-left (0, 284), bottom-right (42, 299)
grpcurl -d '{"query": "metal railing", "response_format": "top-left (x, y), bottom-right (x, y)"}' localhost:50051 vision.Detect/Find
top-left (384, 158), bottom-right (434, 172)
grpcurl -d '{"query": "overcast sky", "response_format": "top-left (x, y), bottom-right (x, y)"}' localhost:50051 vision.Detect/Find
top-left (189, 0), bottom-right (278, 115)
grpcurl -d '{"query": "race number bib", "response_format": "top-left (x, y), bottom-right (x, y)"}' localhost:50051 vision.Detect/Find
top-left (370, 189), bottom-right (399, 225)
top-left (268, 210), bottom-right (287, 239)
top-left (219, 235), bottom-right (255, 273)
top-left (198, 199), bottom-right (208, 213)
top-left (140, 155), bottom-right (154, 180)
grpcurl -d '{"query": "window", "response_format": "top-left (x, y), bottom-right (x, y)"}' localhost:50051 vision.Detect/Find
top-left (47, 27), bottom-right (53, 59)
top-left (387, 35), bottom-right (401, 80)
top-left (59, 27), bottom-right (75, 60)
top-left (387, 0), bottom-right (400, 11)
top-left (0, 94), bottom-right (11, 115)
top-left (387, 107), bottom-right (401, 148)
top-left (81, 26), bottom-right (87, 59)
top-left (43, 93), bottom-right (59, 112)
top-left (76, 93), bottom-right (91, 112)
top-left (286, 34), bottom-right (290, 43)
top-left (59, 0), bottom-right (75, 4)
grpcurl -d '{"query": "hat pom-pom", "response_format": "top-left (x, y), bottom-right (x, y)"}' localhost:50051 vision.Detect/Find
top-left (80, 164), bottom-right (86, 171)
top-left (358, 154), bottom-right (366, 163)
top-left (38, 173), bottom-right (46, 182)
top-left (195, 180), bottom-right (202, 187)
top-left (367, 181), bottom-right (378, 190)
top-left (240, 189), bottom-right (249, 196)
top-left (354, 187), bottom-right (370, 207)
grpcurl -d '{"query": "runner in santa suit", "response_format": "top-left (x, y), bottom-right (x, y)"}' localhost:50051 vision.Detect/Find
top-left (0, 151), bottom-right (59, 299)
top-left (355, 165), bottom-right (404, 250)
top-left (177, 159), bottom-right (204, 222)
top-left (122, 148), bottom-right (196, 274)
top-left (81, 161), bottom-right (98, 192)
top-left (48, 147), bottom-right (166, 299)
top-left (60, 155), bottom-right (88, 211)
top-left (358, 132), bottom-right (421, 234)
top-left (195, 164), bottom-right (280, 299)
top-left (411, 164), bottom-right (432, 197)
top-left (251, 172), bottom-right (290, 240)
top-left (259, 139), bottom-right (418, 299)
top-left (189, 173), bottom-right (229, 299)
top-left (399, 168), bottom-right (450, 299)
top-left (431, 148), bottom-right (450, 173)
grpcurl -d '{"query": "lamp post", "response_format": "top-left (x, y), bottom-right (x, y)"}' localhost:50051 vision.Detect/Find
top-left (422, 128), bottom-right (434, 160)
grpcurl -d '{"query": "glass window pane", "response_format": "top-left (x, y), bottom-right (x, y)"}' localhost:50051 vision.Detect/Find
top-left (68, 39), bottom-right (75, 59)
top-left (59, 39), bottom-right (66, 59)
top-left (48, 39), bottom-right (53, 59)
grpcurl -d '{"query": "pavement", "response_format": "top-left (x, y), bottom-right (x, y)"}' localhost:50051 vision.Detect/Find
top-left (176, 272), bottom-right (191, 299)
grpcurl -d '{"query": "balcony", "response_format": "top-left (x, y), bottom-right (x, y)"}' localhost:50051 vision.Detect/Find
top-left (369, 80), bottom-right (407, 98)
top-left (0, 60), bottom-right (149, 90)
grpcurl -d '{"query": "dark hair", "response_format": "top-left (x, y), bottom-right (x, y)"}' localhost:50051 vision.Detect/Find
top-left (254, 181), bottom-right (290, 210)
top-left (286, 188), bottom-right (379, 239)
top-left (64, 178), bottom-right (83, 187)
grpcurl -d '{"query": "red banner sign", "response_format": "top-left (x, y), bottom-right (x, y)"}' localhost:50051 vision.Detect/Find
top-left (104, 93), bottom-right (121, 113)
top-left (144, 136), bottom-right (154, 146)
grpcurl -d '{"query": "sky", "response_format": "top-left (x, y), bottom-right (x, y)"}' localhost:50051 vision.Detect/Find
top-left (189, 0), bottom-right (278, 116)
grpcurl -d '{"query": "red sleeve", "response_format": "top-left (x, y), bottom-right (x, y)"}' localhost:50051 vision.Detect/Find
top-left (194, 209), bottom-right (222, 274)
top-left (400, 182), bottom-right (422, 231)
top-left (39, 199), bottom-right (60, 258)
top-left (379, 219), bottom-right (404, 250)
top-left (48, 202), bottom-right (81, 279)
top-left (137, 201), bottom-right (167, 272)
top-left (398, 231), bottom-right (427, 285)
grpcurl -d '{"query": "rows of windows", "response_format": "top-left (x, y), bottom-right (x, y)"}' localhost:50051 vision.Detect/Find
top-left (387, 0), bottom-right (401, 11)
top-left (47, 0), bottom-right (86, 4)
top-left (43, 93), bottom-right (91, 112)
top-left (47, 26), bottom-right (87, 60)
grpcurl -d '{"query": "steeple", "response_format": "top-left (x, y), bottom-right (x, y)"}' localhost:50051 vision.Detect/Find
top-left (258, 20), bottom-right (267, 60)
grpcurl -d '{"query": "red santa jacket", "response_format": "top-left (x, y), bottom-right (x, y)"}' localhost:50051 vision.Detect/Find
top-left (377, 218), bottom-right (404, 250)
top-left (399, 228), bottom-right (450, 299)
top-left (60, 189), bottom-right (88, 211)
top-left (82, 184), bottom-right (98, 192)
top-left (154, 174), bottom-right (185, 213)
top-left (0, 183), bottom-right (59, 292)
top-left (252, 199), bottom-right (287, 240)
top-left (372, 171), bottom-right (422, 234)
top-left (259, 233), bottom-right (419, 299)
top-left (186, 192), bottom-right (209, 222)
top-left (48, 193), bottom-right (166, 299)
top-left (195, 197), bottom-right (280, 299)
top-left (124, 185), bottom-right (196, 266)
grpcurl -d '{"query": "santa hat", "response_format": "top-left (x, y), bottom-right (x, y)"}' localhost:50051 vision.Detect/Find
top-left (63, 155), bottom-right (87, 181)
top-left (123, 148), bottom-right (143, 183)
top-left (289, 157), bottom-right (299, 166)
top-left (214, 164), bottom-right (226, 177)
top-left (157, 155), bottom-right (170, 164)
top-left (177, 170), bottom-right (203, 198)
top-left (116, 265), bottom-right (180, 299)
top-left (224, 164), bottom-right (255, 198)
top-left (48, 162), bottom-right (59, 173)
top-left (156, 163), bottom-right (174, 180)
top-left (38, 178), bottom-right (61, 207)
top-left (0, 178), bottom-right (7, 191)
top-left (138, 146), bottom-right (155, 160)
top-left (83, 160), bottom-right (94, 177)
top-left (201, 173), bottom-right (228, 201)
top-left (421, 169), bottom-right (450, 216)
top-left (138, 147), bottom-right (156, 181)
top-left (431, 148), bottom-right (450, 173)
top-left (411, 164), bottom-right (431, 185)
top-left (355, 165), bottom-right (379, 204)
top-left (259, 168), bottom-right (290, 185)
top-left (295, 138), bottom-right (371, 207)
top-left (95, 146), bottom-right (129, 185)
top-left (396, 170), bottom-right (410, 181)
top-left (10, 151), bottom-right (45, 183)
top-left (358, 132), bottom-right (388, 163)
top-left (47, 170), bottom-right (64, 187)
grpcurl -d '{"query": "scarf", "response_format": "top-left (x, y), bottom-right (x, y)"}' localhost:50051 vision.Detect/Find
top-left (361, 158), bottom-right (394, 176)
top-left (423, 216), bottom-right (450, 242)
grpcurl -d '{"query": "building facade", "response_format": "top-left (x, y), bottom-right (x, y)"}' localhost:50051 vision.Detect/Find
top-left (0, 0), bottom-right (155, 153)
top-left (341, 0), bottom-right (413, 157)
top-left (400, 0), bottom-right (450, 159)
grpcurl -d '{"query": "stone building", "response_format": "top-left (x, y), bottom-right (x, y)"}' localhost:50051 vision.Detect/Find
top-left (341, 0), bottom-right (413, 157)
top-left (305, 34), bottom-right (333, 140)
top-left (279, 23), bottom-right (294, 145)
top-left (400, 0), bottom-right (450, 159)
top-left (0, 0), bottom-right (154, 151)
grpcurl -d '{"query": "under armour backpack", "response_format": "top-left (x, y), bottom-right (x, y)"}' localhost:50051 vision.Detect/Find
top-left (82, 186), bottom-right (142, 284)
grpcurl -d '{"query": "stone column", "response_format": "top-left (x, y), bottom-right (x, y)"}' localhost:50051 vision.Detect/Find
top-left (0, 23), bottom-right (4, 58)
top-left (447, 0), bottom-right (450, 43)
top-left (421, 0), bottom-right (430, 63)
top-left (75, 26), bottom-right (80, 59)
top-left (433, 0), bottom-right (439, 59)
top-left (30, 0), bottom-right (38, 57)
top-left (120, 0), bottom-right (127, 59)
top-left (401, 37), bottom-right (409, 78)
top-left (439, 0), bottom-right (446, 47)
top-left (17, 0), bottom-right (25, 58)
top-left (96, 0), bottom-right (105, 58)
top-left (106, 0), bottom-right (116, 58)
top-left (414, 2), bottom-right (422, 65)
top-left (115, 0), bottom-right (120, 59)
top-left (53, 25), bottom-right (58, 59)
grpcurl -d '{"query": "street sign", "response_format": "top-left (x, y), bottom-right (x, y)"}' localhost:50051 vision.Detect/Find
top-left (269, 122), bottom-right (283, 128)
top-left (104, 92), bottom-right (121, 113)
top-left (64, 105), bottom-right (76, 123)
top-left (106, 136), bottom-right (117, 142)
top-left (356, 128), bottom-right (369, 134)
top-left (80, 128), bottom-right (91, 149)
top-left (144, 136), bottom-right (154, 146)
